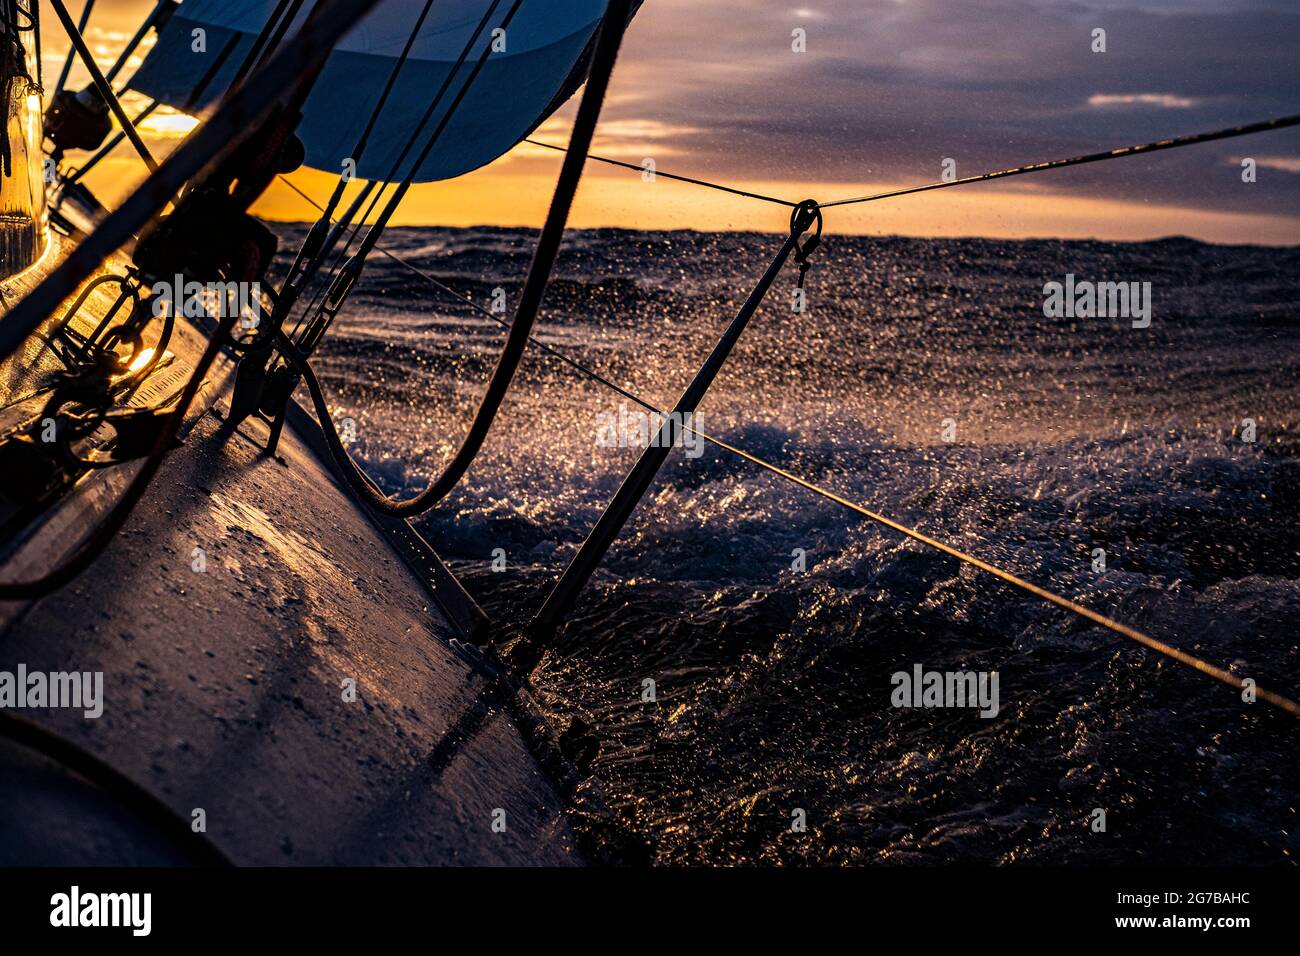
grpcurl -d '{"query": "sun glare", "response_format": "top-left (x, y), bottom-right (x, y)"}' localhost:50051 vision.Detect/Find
top-left (138, 111), bottom-right (199, 138)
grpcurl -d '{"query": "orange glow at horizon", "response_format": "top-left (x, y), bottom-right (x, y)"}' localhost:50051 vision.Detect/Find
top-left (46, 0), bottom-right (1300, 246)
top-left (75, 151), bottom-right (1300, 247)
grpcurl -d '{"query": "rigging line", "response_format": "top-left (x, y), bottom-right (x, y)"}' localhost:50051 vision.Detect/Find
top-left (286, 0), bottom-right (636, 518)
top-left (28, 0), bottom-right (41, 89)
top-left (433, 298), bottom-right (1299, 718)
top-left (322, 0), bottom-right (519, 279)
top-left (287, 181), bottom-right (384, 342)
top-left (280, 178), bottom-right (498, 324)
top-left (251, 0), bottom-right (309, 75)
top-left (282, 174), bottom-right (625, 364)
top-left (47, 0), bottom-right (158, 173)
top-left (226, 0), bottom-right (299, 93)
top-left (288, 178), bottom-right (397, 337)
top-left (288, 0), bottom-right (505, 340)
top-left (64, 32), bottom-right (243, 189)
top-left (318, 0), bottom-right (439, 222)
top-left (280, 175), bottom-right (491, 339)
top-left (285, 183), bottom-right (401, 349)
top-left (274, 0), bottom-right (439, 333)
top-left (64, 100), bottom-right (159, 183)
top-left (279, 180), bottom-right (1300, 720)
top-left (689, 435), bottom-right (1300, 719)
top-left (296, 0), bottom-right (525, 362)
top-left (102, 0), bottom-right (171, 85)
top-left (50, 0), bottom-right (93, 99)
top-left (820, 112), bottom-right (1300, 208)
top-left (522, 137), bottom-right (799, 207)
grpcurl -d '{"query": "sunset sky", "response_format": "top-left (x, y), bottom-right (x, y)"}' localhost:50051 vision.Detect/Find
top-left (39, 0), bottom-right (1300, 243)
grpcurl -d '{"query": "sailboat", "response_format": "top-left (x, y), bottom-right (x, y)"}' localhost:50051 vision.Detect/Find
top-left (0, 0), bottom-right (1295, 870)
top-left (0, 0), bottom-right (643, 866)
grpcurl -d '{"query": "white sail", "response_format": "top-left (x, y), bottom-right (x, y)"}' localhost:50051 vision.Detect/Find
top-left (127, 0), bottom-right (624, 182)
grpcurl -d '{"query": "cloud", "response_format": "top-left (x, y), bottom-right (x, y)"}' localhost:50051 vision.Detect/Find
top-left (1087, 93), bottom-right (1200, 109)
top-left (598, 0), bottom-right (1300, 220)
top-left (527, 117), bottom-right (701, 159)
top-left (1246, 156), bottom-right (1300, 174)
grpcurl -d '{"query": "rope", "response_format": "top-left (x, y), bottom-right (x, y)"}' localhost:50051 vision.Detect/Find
top-left (523, 114), bottom-right (1300, 214)
top-left (286, 180), bottom-right (381, 342)
top-left (820, 113), bottom-right (1300, 208)
top-left (689, 437), bottom-right (1300, 719)
top-left (318, 0), bottom-right (438, 223)
top-left (290, 0), bottom-right (635, 519)
top-left (522, 137), bottom-right (798, 207)
top-left (64, 100), bottom-right (159, 184)
top-left (250, 0), bottom-right (309, 75)
top-left (225, 0), bottom-right (300, 93)
top-left (103, 0), bottom-right (172, 85)
top-left (316, 0), bottom-right (522, 294)
top-left (64, 32), bottom-right (242, 189)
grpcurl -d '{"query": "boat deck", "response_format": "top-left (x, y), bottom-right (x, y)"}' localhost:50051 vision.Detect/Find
top-left (0, 241), bottom-right (579, 865)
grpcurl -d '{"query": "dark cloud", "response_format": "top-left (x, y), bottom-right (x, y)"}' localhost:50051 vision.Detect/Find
top-left (611, 0), bottom-right (1300, 216)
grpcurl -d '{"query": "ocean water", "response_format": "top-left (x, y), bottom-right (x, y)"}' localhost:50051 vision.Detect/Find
top-left (273, 224), bottom-right (1300, 865)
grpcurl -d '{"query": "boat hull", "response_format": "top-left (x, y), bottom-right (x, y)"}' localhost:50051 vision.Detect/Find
top-left (0, 235), bottom-right (579, 866)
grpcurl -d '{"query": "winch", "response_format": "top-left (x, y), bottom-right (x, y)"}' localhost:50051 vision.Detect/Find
top-left (43, 85), bottom-right (113, 156)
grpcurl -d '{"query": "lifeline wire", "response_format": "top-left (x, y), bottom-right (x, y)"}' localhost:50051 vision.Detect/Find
top-left (820, 113), bottom-right (1300, 207)
top-left (525, 114), bottom-right (1300, 213)
top-left (522, 137), bottom-right (798, 207)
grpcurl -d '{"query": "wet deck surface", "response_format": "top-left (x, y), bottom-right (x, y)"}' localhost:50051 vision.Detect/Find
top-left (0, 406), bottom-right (579, 865)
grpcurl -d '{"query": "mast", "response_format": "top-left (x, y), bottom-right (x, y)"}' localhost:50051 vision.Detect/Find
top-left (0, 0), bottom-right (46, 279)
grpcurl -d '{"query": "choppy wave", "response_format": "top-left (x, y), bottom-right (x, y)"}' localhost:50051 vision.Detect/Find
top-left (274, 224), bottom-right (1300, 864)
